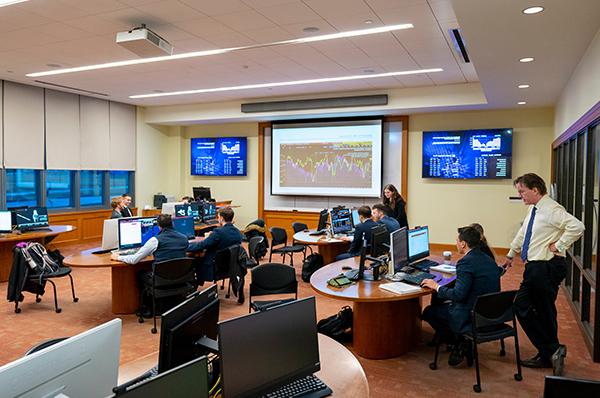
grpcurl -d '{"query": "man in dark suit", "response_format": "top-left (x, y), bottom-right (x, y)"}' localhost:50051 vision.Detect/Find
top-left (187, 206), bottom-right (243, 284)
top-left (336, 206), bottom-right (378, 260)
top-left (421, 225), bottom-right (501, 366)
top-left (121, 193), bottom-right (134, 217)
top-left (372, 203), bottom-right (401, 234)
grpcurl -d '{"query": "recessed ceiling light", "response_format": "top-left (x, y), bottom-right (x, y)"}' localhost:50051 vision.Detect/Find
top-left (523, 6), bottom-right (544, 14)
top-left (0, 0), bottom-right (29, 7)
top-left (363, 69), bottom-right (375, 73)
top-left (6, 70), bottom-right (14, 73)
top-left (519, 57), bottom-right (534, 63)
top-left (518, 84), bottom-right (530, 89)
top-left (364, 19), bottom-right (373, 24)
top-left (517, 101), bottom-right (527, 105)
top-left (46, 63), bottom-right (62, 68)
top-left (129, 68), bottom-right (443, 99)
top-left (153, 89), bottom-right (164, 93)
top-left (27, 23), bottom-right (414, 78)
top-left (303, 27), bottom-right (320, 33)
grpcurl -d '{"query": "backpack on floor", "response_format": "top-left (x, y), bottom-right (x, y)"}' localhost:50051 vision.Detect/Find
top-left (301, 253), bottom-right (324, 282)
top-left (317, 306), bottom-right (353, 342)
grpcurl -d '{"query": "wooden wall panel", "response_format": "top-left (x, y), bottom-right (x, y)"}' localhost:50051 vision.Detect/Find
top-left (48, 208), bottom-right (137, 245)
top-left (263, 210), bottom-right (320, 239)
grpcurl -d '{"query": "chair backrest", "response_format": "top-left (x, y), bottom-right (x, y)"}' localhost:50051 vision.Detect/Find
top-left (214, 244), bottom-right (241, 281)
top-left (292, 222), bottom-right (308, 233)
top-left (472, 290), bottom-right (518, 329)
top-left (270, 227), bottom-right (288, 247)
top-left (248, 236), bottom-right (265, 262)
top-left (543, 376), bottom-right (600, 397)
top-left (152, 258), bottom-right (195, 287)
top-left (250, 263), bottom-right (298, 297)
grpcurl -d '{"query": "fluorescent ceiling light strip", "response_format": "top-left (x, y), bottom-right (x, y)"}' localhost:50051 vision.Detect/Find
top-left (0, 0), bottom-right (29, 7)
top-left (129, 68), bottom-right (443, 99)
top-left (26, 23), bottom-right (413, 78)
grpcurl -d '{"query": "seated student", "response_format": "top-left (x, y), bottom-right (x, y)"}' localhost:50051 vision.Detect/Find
top-left (421, 226), bottom-right (502, 366)
top-left (336, 206), bottom-right (378, 261)
top-left (187, 207), bottom-right (243, 284)
top-left (181, 196), bottom-right (194, 204)
top-left (469, 223), bottom-right (496, 261)
top-left (121, 193), bottom-right (134, 217)
top-left (110, 196), bottom-right (125, 219)
top-left (371, 203), bottom-right (401, 234)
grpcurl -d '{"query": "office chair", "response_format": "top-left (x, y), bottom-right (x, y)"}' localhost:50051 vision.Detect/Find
top-left (269, 227), bottom-right (305, 267)
top-left (249, 262), bottom-right (298, 313)
top-left (543, 376), bottom-right (600, 397)
top-left (23, 337), bottom-right (68, 356)
top-left (213, 244), bottom-right (243, 299)
top-left (137, 257), bottom-right (196, 334)
top-left (429, 290), bottom-right (522, 393)
top-left (292, 222), bottom-right (314, 257)
top-left (247, 236), bottom-right (265, 267)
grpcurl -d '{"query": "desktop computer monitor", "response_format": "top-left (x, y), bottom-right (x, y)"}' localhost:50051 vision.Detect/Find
top-left (218, 297), bottom-right (321, 398)
top-left (158, 286), bottom-right (220, 373)
top-left (14, 207), bottom-right (49, 230)
top-left (390, 227), bottom-right (409, 273)
top-left (0, 318), bottom-right (121, 398)
top-left (112, 356), bottom-right (209, 398)
top-left (118, 217), bottom-right (160, 250)
top-left (102, 218), bottom-right (120, 250)
top-left (174, 203), bottom-right (200, 222)
top-left (408, 226), bottom-right (430, 263)
top-left (351, 208), bottom-right (360, 228)
top-left (202, 203), bottom-right (217, 223)
top-left (0, 210), bottom-right (12, 232)
top-left (370, 224), bottom-right (389, 257)
top-left (172, 216), bottom-right (195, 239)
top-left (317, 209), bottom-right (329, 232)
top-left (330, 208), bottom-right (352, 234)
top-left (193, 187), bottom-right (212, 201)
top-left (161, 202), bottom-right (183, 216)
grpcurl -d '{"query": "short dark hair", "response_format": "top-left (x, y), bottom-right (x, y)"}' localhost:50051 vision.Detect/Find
top-left (372, 203), bottom-right (392, 216)
top-left (219, 207), bottom-right (234, 222)
top-left (357, 205), bottom-right (371, 219)
top-left (514, 173), bottom-right (547, 195)
top-left (121, 193), bottom-right (131, 198)
top-left (157, 214), bottom-right (173, 229)
top-left (457, 226), bottom-right (481, 249)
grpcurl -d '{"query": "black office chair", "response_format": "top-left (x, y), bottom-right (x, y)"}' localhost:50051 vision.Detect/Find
top-left (247, 236), bottom-right (265, 267)
top-left (269, 227), bottom-right (305, 267)
top-left (213, 244), bottom-right (242, 299)
top-left (249, 262), bottom-right (298, 313)
top-left (429, 290), bottom-right (522, 393)
top-left (137, 257), bottom-right (196, 334)
top-left (23, 337), bottom-right (68, 356)
top-left (543, 376), bottom-right (600, 397)
top-left (292, 222), bottom-right (313, 257)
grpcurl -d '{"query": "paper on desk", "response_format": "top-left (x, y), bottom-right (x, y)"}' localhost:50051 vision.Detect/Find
top-left (430, 264), bottom-right (457, 274)
top-left (379, 282), bottom-right (422, 295)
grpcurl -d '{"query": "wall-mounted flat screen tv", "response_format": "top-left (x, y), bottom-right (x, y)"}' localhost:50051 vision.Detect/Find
top-left (422, 128), bottom-right (513, 179)
top-left (191, 137), bottom-right (247, 176)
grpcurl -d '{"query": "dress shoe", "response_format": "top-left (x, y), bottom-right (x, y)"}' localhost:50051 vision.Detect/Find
top-left (552, 345), bottom-right (567, 376)
top-left (448, 341), bottom-right (470, 366)
top-left (521, 353), bottom-right (552, 368)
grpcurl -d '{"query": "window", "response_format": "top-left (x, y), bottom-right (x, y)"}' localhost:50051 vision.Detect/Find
top-left (109, 171), bottom-right (131, 199)
top-left (6, 169), bottom-right (39, 209)
top-left (46, 170), bottom-right (74, 208)
top-left (80, 170), bottom-right (104, 207)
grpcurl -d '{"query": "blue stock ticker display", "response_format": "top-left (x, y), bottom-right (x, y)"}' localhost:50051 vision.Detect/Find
top-left (191, 137), bottom-right (247, 176)
top-left (422, 129), bottom-right (513, 179)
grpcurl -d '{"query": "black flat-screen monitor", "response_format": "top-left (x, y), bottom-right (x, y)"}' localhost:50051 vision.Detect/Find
top-left (357, 236), bottom-right (368, 280)
top-left (202, 203), bottom-right (217, 222)
top-left (158, 286), bottom-right (219, 374)
top-left (408, 226), bottom-right (430, 263)
top-left (14, 207), bottom-right (49, 230)
top-left (193, 187), bottom-right (212, 201)
top-left (174, 203), bottom-right (200, 222)
top-left (172, 216), bottom-right (195, 239)
top-left (422, 128), bottom-right (513, 179)
top-left (317, 209), bottom-right (329, 231)
top-left (113, 356), bottom-right (209, 398)
top-left (191, 137), bottom-right (247, 176)
top-left (218, 297), bottom-right (321, 398)
top-left (370, 224), bottom-right (389, 257)
top-left (330, 208), bottom-right (352, 234)
top-left (390, 227), bottom-right (409, 272)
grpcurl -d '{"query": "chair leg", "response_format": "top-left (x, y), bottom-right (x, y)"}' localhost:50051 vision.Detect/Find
top-left (290, 252), bottom-right (294, 267)
top-left (220, 278), bottom-right (225, 290)
top-left (226, 280), bottom-right (231, 299)
top-left (151, 295), bottom-right (157, 334)
top-left (35, 294), bottom-right (41, 303)
top-left (429, 333), bottom-right (441, 370)
top-left (47, 279), bottom-right (61, 313)
top-left (137, 288), bottom-right (145, 324)
top-left (472, 341), bottom-right (482, 393)
top-left (513, 333), bottom-right (523, 381)
top-left (500, 338), bottom-right (506, 356)
top-left (269, 249), bottom-right (273, 263)
top-left (68, 274), bottom-right (79, 303)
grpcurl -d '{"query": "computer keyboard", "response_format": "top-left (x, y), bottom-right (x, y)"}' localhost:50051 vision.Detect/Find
top-left (262, 375), bottom-right (332, 398)
top-left (113, 365), bottom-right (158, 394)
top-left (411, 259), bottom-right (439, 271)
top-left (309, 230), bottom-right (327, 236)
top-left (401, 271), bottom-right (437, 286)
top-left (116, 248), bottom-right (139, 256)
top-left (204, 219), bottom-right (218, 225)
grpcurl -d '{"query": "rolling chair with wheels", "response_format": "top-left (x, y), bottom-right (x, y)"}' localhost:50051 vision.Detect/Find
top-left (292, 222), bottom-right (314, 257)
top-left (137, 257), bottom-right (196, 334)
top-left (249, 262), bottom-right (297, 312)
top-left (268, 227), bottom-right (305, 267)
top-left (429, 290), bottom-right (522, 393)
top-left (23, 337), bottom-right (68, 356)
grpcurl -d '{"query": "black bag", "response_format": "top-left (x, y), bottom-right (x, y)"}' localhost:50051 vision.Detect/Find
top-left (317, 306), bottom-right (353, 342)
top-left (301, 253), bottom-right (324, 282)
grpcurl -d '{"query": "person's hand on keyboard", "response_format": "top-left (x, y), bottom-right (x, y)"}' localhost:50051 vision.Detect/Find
top-left (110, 252), bottom-right (120, 261)
top-left (421, 278), bottom-right (439, 290)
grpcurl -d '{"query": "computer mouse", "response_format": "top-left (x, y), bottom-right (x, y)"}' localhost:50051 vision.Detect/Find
top-left (341, 265), bottom-right (352, 270)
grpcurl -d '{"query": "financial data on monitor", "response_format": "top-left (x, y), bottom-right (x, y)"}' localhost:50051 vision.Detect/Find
top-left (119, 218), bottom-right (159, 249)
top-left (331, 208), bottom-right (352, 234)
top-left (191, 137), bottom-right (247, 176)
top-left (408, 228), bottom-right (429, 259)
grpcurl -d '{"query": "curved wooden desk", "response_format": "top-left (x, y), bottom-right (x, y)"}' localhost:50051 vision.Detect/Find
top-left (293, 231), bottom-right (351, 265)
top-left (310, 257), bottom-right (455, 359)
top-left (118, 334), bottom-right (369, 398)
top-left (0, 225), bottom-right (76, 282)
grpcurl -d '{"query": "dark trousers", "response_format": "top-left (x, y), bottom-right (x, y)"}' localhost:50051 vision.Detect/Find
top-left (422, 302), bottom-right (458, 344)
top-left (515, 256), bottom-right (566, 361)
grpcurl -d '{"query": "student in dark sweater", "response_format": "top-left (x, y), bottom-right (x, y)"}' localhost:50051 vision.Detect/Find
top-left (382, 184), bottom-right (408, 229)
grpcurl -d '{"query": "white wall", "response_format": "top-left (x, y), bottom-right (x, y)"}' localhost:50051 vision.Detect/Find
top-left (555, 28), bottom-right (600, 136)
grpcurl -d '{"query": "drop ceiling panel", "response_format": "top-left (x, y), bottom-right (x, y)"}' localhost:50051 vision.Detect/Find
top-left (213, 9), bottom-right (278, 31)
top-left (303, 0), bottom-right (373, 18)
top-left (135, 0), bottom-right (207, 22)
top-left (175, 17), bottom-right (236, 38)
top-left (181, 0), bottom-right (252, 16)
top-left (243, 26), bottom-right (296, 42)
top-left (256, 2), bottom-right (321, 25)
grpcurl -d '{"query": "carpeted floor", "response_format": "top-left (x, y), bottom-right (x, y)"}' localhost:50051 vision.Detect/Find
top-left (1, 241), bottom-right (600, 397)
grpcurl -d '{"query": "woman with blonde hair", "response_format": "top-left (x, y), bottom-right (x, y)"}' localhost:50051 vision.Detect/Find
top-left (382, 184), bottom-right (408, 229)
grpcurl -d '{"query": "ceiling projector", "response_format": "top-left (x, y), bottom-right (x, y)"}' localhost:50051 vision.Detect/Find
top-left (116, 24), bottom-right (173, 57)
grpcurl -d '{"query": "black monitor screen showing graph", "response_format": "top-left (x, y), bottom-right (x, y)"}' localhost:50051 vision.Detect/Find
top-left (191, 137), bottom-right (247, 176)
top-left (271, 119), bottom-right (383, 197)
top-left (422, 128), bottom-right (512, 179)
top-left (330, 208), bottom-right (352, 234)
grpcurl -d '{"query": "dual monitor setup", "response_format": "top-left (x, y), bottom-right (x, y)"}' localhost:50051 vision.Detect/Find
top-left (0, 290), bottom-right (327, 398)
top-left (314, 207), bottom-right (361, 236)
top-left (0, 206), bottom-right (50, 233)
top-left (162, 202), bottom-right (217, 225)
top-left (153, 187), bottom-right (212, 210)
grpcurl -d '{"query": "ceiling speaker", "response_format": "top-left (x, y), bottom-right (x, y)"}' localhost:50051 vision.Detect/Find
top-left (241, 94), bottom-right (388, 113)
